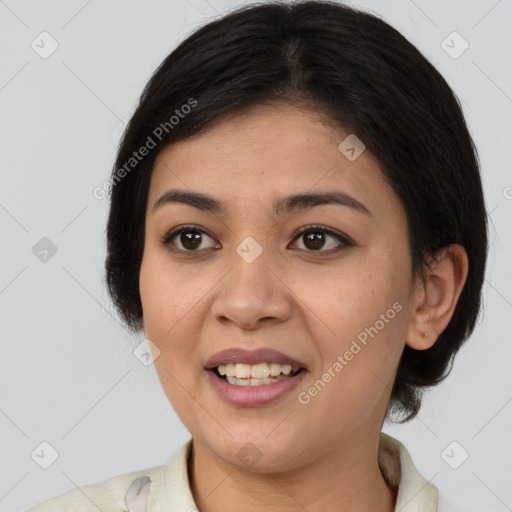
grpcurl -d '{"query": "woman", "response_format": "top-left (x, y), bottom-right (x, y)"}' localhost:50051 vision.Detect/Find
top-left (27, 1), bottom-right (488, 511)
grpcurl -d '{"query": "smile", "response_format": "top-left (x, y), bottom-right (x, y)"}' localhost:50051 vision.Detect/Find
top-left (206, 366), bottom-right (307, 406)
top-left (214, 362), bottom-right (302, 386)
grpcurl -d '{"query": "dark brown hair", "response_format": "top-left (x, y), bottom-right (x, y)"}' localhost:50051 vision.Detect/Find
top-left (104, 0), bottom-right (488, 422)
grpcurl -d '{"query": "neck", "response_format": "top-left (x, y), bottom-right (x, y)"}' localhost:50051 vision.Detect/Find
top-left (188, 430), bottom-right (397, 512)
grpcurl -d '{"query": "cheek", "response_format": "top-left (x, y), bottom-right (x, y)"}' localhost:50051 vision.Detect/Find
top-left (304, 249), bottom-right (408, 343)
top-left (299, 247), bottom-right (410, 404)
top-left (140, 251), bottom-right (194, 333)
top-left (139, 257), bottom-right (202, 417)
top-left (140, 256), bottom-right (183, 367)
top-left (139, 252), bottom-right (210, 376)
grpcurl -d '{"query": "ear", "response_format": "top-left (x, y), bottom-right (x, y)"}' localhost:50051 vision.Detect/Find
top-left (406, 244), bottom-right (469, 350)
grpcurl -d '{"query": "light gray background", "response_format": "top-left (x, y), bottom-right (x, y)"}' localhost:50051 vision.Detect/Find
top-left (1, 0), bottom-right (511, 511)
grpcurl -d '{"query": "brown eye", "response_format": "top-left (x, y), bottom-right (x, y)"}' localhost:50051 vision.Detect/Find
top-left (161, 226), bottom-right (219, 252)
top-left (302, 232), bottom-right (328, 251)
top-left (290, 225), bottom-right (352, 254)
top-left (160, 224), bottom-right (352, 256)
top-left (177, 230), bottom-right (203, 250)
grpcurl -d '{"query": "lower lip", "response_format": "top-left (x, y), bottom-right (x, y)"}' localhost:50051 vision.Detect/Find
top-left (205, 368), bottom-right (307, 407)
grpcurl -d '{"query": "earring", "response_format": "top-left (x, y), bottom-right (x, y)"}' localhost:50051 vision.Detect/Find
top-left (423, 332), bottom-right (428, 338)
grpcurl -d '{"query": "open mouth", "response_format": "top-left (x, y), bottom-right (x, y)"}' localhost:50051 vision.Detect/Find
top-left (211, 366), bottom-right (306, 386)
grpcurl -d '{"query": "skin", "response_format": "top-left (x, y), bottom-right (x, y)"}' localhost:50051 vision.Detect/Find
top-left (139, 102), bottom-right (468, 512)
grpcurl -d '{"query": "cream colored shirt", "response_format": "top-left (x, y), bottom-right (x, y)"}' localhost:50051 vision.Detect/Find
top-left (27, 432), bottom-right (457, 511)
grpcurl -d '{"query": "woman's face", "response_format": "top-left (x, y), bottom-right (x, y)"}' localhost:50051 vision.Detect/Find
top-left (139, 103), bottom-right (420, 470)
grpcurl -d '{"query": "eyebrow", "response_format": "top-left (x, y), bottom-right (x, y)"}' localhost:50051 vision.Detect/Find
top-left (152, 189), bottom-right (372, 218)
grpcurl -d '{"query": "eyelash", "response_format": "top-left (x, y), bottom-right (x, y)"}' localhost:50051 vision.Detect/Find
top-left (159, 224), bottom-right (353, 257)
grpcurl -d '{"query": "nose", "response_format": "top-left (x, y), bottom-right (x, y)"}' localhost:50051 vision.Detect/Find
top-left (210, 245), bottom-right (292, 331)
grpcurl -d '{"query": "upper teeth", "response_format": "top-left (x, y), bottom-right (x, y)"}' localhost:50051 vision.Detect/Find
top-left (217, 362), bottom-right (294, 379)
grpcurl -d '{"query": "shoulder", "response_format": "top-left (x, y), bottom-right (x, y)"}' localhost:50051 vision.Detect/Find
top-left (26, 463), bottom-right (167, 512)
top-left (379, 432), bottom-right (439, 511)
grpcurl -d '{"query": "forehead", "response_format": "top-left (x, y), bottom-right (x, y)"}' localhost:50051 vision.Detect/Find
top-left (149, 103), bottom-right (404, 222)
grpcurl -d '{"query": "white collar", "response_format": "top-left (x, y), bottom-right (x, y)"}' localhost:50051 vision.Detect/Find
top-left (142, 432), bottom-right (438, 512)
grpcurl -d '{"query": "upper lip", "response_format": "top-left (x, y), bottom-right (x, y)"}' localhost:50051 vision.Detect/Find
top-left (204, 348), bottom-right (307, 372)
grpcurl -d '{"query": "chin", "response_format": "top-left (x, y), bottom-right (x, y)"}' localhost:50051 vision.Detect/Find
top-left (207, 433), bottom-right (308, 473)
